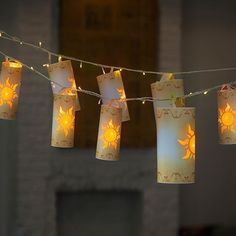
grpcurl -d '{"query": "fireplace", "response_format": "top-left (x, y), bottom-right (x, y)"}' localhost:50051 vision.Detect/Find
top-left (57, 191), bottom-right (142, 236)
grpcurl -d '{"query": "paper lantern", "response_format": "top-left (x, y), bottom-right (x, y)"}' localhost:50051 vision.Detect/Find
top-left (48, 60), bottom-right (80, 111)
top-left (217, 86), bottom-right (236, 144)
top-left (51, 94), bottom-right (76, 148)
top-left (96, 105), bottom-right (122, 161)
top-left (97, 70), bottom-right (130, 122)
top-left (156, 107), bottom-right (195, 184)
top-left (0, 60), bottom-right (22, 120)
top-left (151, 73), bottom-right (185, 119)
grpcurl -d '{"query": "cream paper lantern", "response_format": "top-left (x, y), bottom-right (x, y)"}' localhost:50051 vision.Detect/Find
top-left (0, 60), bottom-right (22, 120)
top-left (156, 107), bottom-right (196, 184)
top-left (97, 70), bottom-right (130, 122)
top-left (48, 60), bottom-right (80, 111)
top-left (51, 94), bottom-right (76, 148)
top-left (151, 73), bottom-right (185, 119)
top-left (218, 85), bottom-right (236, 144)
top-left (96, 105), bottom-right (122, 161)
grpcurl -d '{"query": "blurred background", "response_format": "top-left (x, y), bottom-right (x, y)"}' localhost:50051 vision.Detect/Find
top-left (0, 0), bottom-right (236, 235)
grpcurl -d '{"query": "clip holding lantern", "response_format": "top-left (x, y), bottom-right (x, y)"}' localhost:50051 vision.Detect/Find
top-left (51, 94), bottom-right (76, 148)
top-left (0, 60), bottom-right (22, 120)
top-left (48, 60), bottom-right (80, 111)
top-left (96, 105), bottom-right (122, 161)
top-left (97, 70), bottom-right (130, 122)
top-left (156, 107), bottom-right (196, 184)
top-left (218, 85), bottom-right (236, 144)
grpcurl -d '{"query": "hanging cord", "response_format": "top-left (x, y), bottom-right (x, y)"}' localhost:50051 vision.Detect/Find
top-left (2, 30), bottom-right (236, 76)
top-left (0, 50), bottom-right (235, 104)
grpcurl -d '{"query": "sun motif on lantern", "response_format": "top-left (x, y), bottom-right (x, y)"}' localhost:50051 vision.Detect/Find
top-left (178, 125), bottom-right (195, 160)
top-left (61, 78), bottom-right (77, 95)
top-left (218, 103), bottom-right (236, 134)
top-left (100, 120), bottom-right (120, 149)
top-left (0, 78), bottom-right (18, 108)
top-left (57, 106), bottom-right (74, 137)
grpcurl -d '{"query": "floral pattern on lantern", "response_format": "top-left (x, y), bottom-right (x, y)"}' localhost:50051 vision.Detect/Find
top-left (0, 60), bottom-right (22, 120)
top-left (151, 73), bottom-right (185, 119)
top-left (51, 94), bottom-right (76, 148)
top-left (156, 107), bottom-right (196, 184)
top-left (96, 105), bottom-right (122, 161)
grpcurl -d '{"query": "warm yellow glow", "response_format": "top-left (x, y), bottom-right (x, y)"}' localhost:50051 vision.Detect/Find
top-left (0, 78), bottom-right (18, 108)
top-left (61, 78), bottom-right (76, 95)
top-left (178, 125), bottom-right (195, 160)
top-left (100, 120), bottom-right (120, 149)
top-left (218, 103), bottom-right (236, 134)
top-left (57, 106), bottom-right (74, 137)
top-left (5, 61), bottom-right (22, 68)
top-left (117, 88), bottom-right (126, 100)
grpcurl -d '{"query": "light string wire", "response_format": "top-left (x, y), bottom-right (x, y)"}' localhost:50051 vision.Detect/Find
top-left (1, 49), bottom-right (236, 104)
top-left (0, 50), bottom-right (159, 103)
top-left (2, 30), bottom-right (236, 76)
top-left (0, 31), bottom-right (236, 102)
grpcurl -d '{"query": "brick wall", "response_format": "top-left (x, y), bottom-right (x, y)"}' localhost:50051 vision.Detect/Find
top-left (0, 0), bottom-right (182, 235)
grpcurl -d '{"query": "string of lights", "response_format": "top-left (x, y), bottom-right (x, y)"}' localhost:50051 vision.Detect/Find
top-left (0, 49), bottom-right (236, 104)
top-left (0, 30), bottom-right (236, 103)
top-left (2, 30), bottom-right (236, 76)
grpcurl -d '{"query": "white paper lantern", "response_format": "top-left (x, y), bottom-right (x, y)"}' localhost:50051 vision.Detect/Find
top-left (218, 86), bottom-right (236, 144)
top-left (0, 60), bottom-right (22, 120)
top-left (151, 73), bottom-right (184, 119)
top-left (156, 107), bottom-right (196, 184)
top-left (48, 60), bottom-right (80, 111)
top-left (51, 94), bottom-right (76, 148)
top-left (96, 105), bottom-right (122, 161)
top-left (97, 70), bottom-right (130, 122)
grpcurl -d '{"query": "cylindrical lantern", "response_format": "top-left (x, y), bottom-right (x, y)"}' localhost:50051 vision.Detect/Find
top-left (0, 60), bottom-right (22, 120)
top-left (156, 107), bottom-right (195, 184)
top-left (96, 105), bottom-right (122, 161)
top-left (51, 94), bottom-right (76, 148)
top-left (97, 70), bottom-right (130, 122)
top-left (48, 60), bottom-right (80, 111)
top-left (218, 87), bottom-right (236, 144)
top-left (151, 74), bottom-right (185, 119)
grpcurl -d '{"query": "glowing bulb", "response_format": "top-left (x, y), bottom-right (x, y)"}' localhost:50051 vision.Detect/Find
top-left (20, 41), bottom-right (23, 45)
top-left (119, 69), bottom-right (122, 72)
top-left (143, 72), bottom-right (145, 76)
top-left (58, 56), bottom-right (62, 62)
top-left (142, 100), bottom-right (145, 104)
top-left (204, 91), bottom-right (208, 95)
top-left (80, 62), bottom-right (83, 68)
top-left (39, 41), bottom-right (42, 47)
top-left (0, 32), bottom-right (2, 37)
top-left (30, 66), bottom-right (34, 70)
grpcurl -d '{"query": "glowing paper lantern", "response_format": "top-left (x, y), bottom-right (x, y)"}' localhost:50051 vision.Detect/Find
top-left (156, 107), bottom-right (195, 184)
top-left (218, 86), bottom-right (236, 144)
top-left (0, 60), bottom-right (22, 120)
top-left (97, 70), bottom-right (130, 122)
top-left (48, 60), bottom-right (80, 111)
top-left (151, 73), bottom-right (184, 119)
top-left (96, 105), bottom-right (122, 161)
top-left (51, 94), bottom-right (76, 148)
